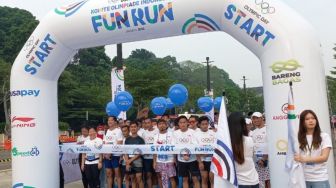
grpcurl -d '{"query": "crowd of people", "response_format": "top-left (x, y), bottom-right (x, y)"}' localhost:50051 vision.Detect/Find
top-left (70, 109), bottom-right (332, 188)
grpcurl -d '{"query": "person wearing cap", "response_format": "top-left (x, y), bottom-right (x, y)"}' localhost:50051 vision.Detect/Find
top-left (250, 112), bottom-right (270, 188)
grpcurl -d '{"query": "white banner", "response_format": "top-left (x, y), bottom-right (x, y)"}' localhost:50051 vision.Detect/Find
top-left (60, 153), bottom-right (81, 184)
top-left (111, 67), bottom-right (126, 120)
top-left (60, 144), bottom-right (216, 155)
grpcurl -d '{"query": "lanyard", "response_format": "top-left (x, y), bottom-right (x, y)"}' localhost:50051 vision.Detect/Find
top-left (307, 142), bottom-right (313, 156)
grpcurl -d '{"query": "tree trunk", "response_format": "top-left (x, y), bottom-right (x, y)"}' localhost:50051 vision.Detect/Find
top-left (2, 80), bottom-right (10, 138)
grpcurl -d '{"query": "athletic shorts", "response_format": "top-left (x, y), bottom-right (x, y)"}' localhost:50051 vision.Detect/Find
top-left (177, 161), bottom-right (200, 177)
top-left (104, 156), bottom-right (120, 169)
top-left (143, 159), bottom-right (154, 173)
top-left (155, 162), bottom-right (176, 178)
top-left (202, 161), bottom-right (211, 172)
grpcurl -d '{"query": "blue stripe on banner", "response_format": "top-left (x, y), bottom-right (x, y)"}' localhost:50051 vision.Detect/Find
top-left (217, 140), bottom-right (234, 160)
top-left (214, 149), bottom-right (231, 181)
top-left (216, 139), bottom-right (238, 185)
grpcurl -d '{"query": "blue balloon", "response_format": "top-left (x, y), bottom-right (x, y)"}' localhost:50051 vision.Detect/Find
top-left (166, 98), bottom-right (174, 109)
top-left (151, 97), bottom-right (167, 115)
top-left (197, 97), bottom-right (214, 112)
top-left (168, 84), bottom-right (188, 106)
top-left (106, 101), bottom-right (121, 117)
top-left (214, 97), bottom-right (222, 110)
top-left (115, 91), bottom-right (133, 111)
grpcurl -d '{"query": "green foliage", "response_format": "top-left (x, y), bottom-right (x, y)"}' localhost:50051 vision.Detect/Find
top-left (327, 45), bottom-right (336, 114)
top-left (59, 122), bottom-right (70, 131)
top-left (0, 6), bottom-right (38, 63)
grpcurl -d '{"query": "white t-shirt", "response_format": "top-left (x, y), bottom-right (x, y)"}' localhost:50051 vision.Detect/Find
top-left (153, 132), bottom-right (175, 163)
top-left (84, 137), bottom-right (103, 164)
top-left (104, 128), bottom-right (123, 156)
top-left (235, 136), bottom-right (259, 185)
top-left (300, 132), bottom-right (332, 182)
top-left (77, 135), bottom-right (89, 144)
top-left (195, 130), bottom-right (216, 161)
top-left (250, 126), bottom-right (268, 155)
top-left (174, 129), bottom-right (198, 162)
top-left (143, 128), bottom-right (159, 159)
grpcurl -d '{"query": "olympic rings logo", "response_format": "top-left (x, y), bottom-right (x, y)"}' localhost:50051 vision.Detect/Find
top-left (24, 36), bottom-right (35, 51)
top-left (255, 135), bottom-right (264, 142)
top-left (201, 138), bottom-right (214, 143)
top-left (145, 137), bottom-right (154, 143)
top-left (276, 139), bottom-right (288, 151)
top-left (270, 60), bottom-right (302, 73)
top-left (178, 138), bottom-right (190, 143)
top-left (255, 0), bottom-right (275, 14)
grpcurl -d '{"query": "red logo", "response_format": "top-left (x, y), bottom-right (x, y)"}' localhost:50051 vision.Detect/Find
top-left (281, 103), bottom-right (288, 114)
top-left (11, 116), bottom-right (36, 128)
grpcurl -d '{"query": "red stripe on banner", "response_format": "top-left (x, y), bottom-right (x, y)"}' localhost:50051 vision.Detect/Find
top-left (212, 157), bottom-right (223, 177)
top-left (287, 104), bottom-right (295, 110)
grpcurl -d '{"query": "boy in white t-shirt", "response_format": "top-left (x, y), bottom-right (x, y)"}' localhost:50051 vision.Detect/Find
top-left (153, 119), bottom-right (177, 188)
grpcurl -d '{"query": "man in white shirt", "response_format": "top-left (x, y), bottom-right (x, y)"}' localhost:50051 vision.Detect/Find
top-left (142, 118), bottom-right (159, 188)
top-left (250, 112), bottom-right (270, 188)
top-left (104, 116), bottom-right (123, 188)
top-left (195, 116), bottom-right (216, 188)
top-left (174, 116), bottom-right (201, 188)
top-left (153, 119), bottom-right (177, 188)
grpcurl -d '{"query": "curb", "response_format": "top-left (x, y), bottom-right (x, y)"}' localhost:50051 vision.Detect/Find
top-left (0, 158), bottom-right (11, 163)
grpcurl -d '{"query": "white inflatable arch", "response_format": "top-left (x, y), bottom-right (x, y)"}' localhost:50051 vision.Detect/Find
top-left (11, 0), bottom-right (335, 187)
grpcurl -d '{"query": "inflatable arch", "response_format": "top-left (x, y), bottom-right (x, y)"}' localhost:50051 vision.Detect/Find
top-left (11, 0), bottom-right (335, 187)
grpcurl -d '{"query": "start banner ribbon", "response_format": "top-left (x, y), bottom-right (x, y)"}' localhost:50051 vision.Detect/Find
top-left (60, 144), bottom-right (215, 154)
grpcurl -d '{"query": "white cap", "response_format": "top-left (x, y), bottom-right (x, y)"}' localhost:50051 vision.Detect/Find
top-left (245, 118), bottom-right (252, 124)
top-left (251, 112), bottom-right (263, 118)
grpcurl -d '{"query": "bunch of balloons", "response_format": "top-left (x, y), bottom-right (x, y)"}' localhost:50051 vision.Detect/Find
top-left (106, 91), bottom-right (133, 116)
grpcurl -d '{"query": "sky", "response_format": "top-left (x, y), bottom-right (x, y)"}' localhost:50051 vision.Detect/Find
top-left (0, 0), bottom-right (335, 87)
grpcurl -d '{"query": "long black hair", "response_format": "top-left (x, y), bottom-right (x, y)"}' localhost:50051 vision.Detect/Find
top-left (228, 112), bottom-right (248, 164)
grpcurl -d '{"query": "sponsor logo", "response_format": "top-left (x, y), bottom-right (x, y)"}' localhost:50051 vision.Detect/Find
top-left (91, 2), bottom-right (174, 33)
top-left (13, 183), bottom-right (36, 188)
top-left (224, 4), bottom-right (275, 47)
top-left (182, 14), bottom-right (220, 34)
top-left (12, 146), bottom-right (40, 157)
top-left (24, 34), bottom-right (57, 75)
top-left (62, 158), bottom-right (79, 166)
top-left (114, 69), bottom-right (124, 81)
top-left (55, 0), bottom-right (88, 17)
top-left (94, 142), bottom-right (103, 150)
top-left (272, 103), bottom-right (300, 121)
top-left (179, 148), bottom-right (191, 158)
top-left (11, 116), bottom-right (36, 128)
top-left (276, 139), bottom-right (287, 155)
top-left (194, 145), bottom-right (214, 153)
top-left (133, 148), bottom-right (142, 155)
top-left (270, 60), bottom-right (302, 85)
top-left (10, 89), bottom-right (40, 97)
top-left (76, 145), bottom-right (92, 152)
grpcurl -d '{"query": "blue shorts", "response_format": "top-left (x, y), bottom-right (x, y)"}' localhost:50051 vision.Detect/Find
top-left (143, 159), bottom-right (154, 173)
top-left (104, 156), bottom-right (120, 169)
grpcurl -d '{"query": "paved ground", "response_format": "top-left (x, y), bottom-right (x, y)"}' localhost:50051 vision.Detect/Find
top-left (0, 170), bottom-right (83, 187)
top-left (0, 150), bottom-right (11, 170)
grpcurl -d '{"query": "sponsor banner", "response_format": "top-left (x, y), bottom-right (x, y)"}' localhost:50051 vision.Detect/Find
top-left (10, 89), bottom-right (40, 97)
top-left (11, 116), bottom-right (36, 128)
top-left (111, 67), bottom-right (126, 120)
top-left (60, 153), bottom-right (81, 184)
top-left (12, 146), bottom-right (40, 158)
top-left (270, 60), bottom-right (302, 85)
top-left (60, 144), bottom-right (225, 155)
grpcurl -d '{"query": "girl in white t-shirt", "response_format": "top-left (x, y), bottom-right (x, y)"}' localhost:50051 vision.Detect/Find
top-left (294, 110), bottom-right (332, 188)
top-left (228, 112), bottom-right (259, 188)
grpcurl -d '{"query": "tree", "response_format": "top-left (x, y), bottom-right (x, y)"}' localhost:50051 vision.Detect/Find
top-left (327, 45), bottom-right (336, 114)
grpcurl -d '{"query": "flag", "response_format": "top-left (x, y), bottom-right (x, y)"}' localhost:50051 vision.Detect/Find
top-left (285, 83), bottom-right (306, 188)
top-left (211, 95), bottom-right (237, 187)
